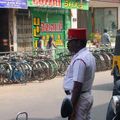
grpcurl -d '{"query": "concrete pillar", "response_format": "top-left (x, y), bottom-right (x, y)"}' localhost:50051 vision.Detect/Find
top-left (13, 9), bottom-right (17, 52)
top-left (71, 9), bottom-right (77, 28)
top-left (118, 7), bottom-right (120, 29)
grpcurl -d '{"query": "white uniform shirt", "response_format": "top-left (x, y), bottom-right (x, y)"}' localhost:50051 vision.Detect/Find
top-left (101, 33), bottom-right (110, 45)
top-left (63, 47), bottom-right (96, 92)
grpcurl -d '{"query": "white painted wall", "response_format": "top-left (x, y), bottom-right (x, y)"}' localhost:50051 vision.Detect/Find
top-left (90, 1), bottom-right (120, 7)
top-left (90, 1), bottom-right (120, 30)
top-left (71, 9), bottom-right (77, 28)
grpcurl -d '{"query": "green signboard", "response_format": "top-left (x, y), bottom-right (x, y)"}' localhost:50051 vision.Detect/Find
top-left (28, 0), bottom-right (61, 7)
top-left (31, 8), bottom-right (66, 49)
top-left (28, 0), bottom-right (89, 10)
top-left (62, 0), bottom-right (89, 10)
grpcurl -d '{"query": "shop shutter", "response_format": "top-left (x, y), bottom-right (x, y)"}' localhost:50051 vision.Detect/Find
top-left (16, 10), bottom-right (32, 52)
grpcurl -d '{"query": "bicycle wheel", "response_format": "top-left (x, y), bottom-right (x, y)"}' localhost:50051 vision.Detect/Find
top-left (18, 62), bottom-right (32, 81)
top-left (34, 61), bottom-right (44, 81)
top-left (13, 66), bottom-right (26, 84)
top-left (32, 62), bottom-right (40, 80)
top-left (1, 62), bottom-right (12, 83)
top-left (39, 61), bottom-right (49, 80)
top-left (47, 59), bottom-right (58, 79)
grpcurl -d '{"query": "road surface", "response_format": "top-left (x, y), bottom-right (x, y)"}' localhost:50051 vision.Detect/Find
top-left (0, 70), bottom-right (113, 120)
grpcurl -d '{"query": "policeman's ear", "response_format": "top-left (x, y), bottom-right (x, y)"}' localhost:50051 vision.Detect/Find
top-left (79, 40), bottom-right (87, 48)
top-left (76, 41), bottom-right (81, 48)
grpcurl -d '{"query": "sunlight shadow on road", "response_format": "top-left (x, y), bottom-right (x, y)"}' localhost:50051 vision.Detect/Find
top-left (92, 102), bottom-right (109, 120)
top-left (93, 83), bottom-right (113, 91)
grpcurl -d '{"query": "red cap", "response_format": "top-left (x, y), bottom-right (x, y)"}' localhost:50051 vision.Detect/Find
top-left (68, 28), bottom-right (87, 41)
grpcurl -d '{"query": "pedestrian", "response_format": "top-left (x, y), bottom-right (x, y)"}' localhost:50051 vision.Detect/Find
top-left (38, 36), bottom-right (44, 50)
top-left (101, 29), bottom-right (111, 47)
top-left (46, 36), bottom-right (56, 49)
top-left (63, 28), bottom-right (96, 120)
top-left (46, 36), bottom-right (56, 58)
top-left (111, 61), bottom-right (120, 83)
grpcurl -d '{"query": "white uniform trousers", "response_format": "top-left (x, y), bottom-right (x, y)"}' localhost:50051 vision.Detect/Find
top-left (74, 92), bottom-right (93, 120)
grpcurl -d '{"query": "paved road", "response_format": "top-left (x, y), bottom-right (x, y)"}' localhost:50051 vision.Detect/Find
top-left (0, 70), bottom-right (113, 120)
top-left (91, 71), bottom-right (113, 120)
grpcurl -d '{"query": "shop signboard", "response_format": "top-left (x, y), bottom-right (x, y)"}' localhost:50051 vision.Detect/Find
top-left (0, 0), bottom-right (27, 9)
top-left (33, 17), bottom-right (64, 48)
top-left (28, 0), bottom-right (61, 7)
top-left (31, 8), bottom-right (65, 48)
top-left (62, 0), bottom-right (89, 10)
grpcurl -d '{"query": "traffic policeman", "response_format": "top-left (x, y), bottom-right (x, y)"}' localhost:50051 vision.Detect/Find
top-left (63, 28), bottom-right (96, 120)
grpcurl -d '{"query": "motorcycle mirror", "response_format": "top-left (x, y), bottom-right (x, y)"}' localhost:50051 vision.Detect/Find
top-left (112, 96), bottom-right (120, 114)
top-left (16, 112), bottom-right (28, 120)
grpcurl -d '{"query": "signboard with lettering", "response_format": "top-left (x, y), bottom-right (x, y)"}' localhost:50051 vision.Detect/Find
top-left (62, 0), bottom-right (89, 10)
top-left (0, 0), bottom-right (27, 9)
top-left (41, 22), bottom-right (63, 32)
top-left (31, 8), bottom-right (71, 48)
top-left (28, 0), bottom-right (61, 7)
top-left (33, 17), bottom-right (64, 47)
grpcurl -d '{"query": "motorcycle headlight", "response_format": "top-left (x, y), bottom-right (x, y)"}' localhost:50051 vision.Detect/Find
top-left (112, 96), bottom-right (120, 114)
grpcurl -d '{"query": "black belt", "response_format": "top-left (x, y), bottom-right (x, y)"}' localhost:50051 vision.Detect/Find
top-left (65, 90), bottom-right (71, 95)
top-left (65, 90), bottom-right (88, 95)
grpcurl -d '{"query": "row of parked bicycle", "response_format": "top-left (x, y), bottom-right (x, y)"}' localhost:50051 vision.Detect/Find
top-left (91, 47), bottom-right (114, 72)
top-left (54, 47), bottom-right (114, 74)
top-left (0, 47), bottom-right (114, 85)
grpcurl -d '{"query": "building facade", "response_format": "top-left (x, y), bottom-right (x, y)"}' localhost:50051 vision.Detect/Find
top-left (30, 8), bottom-right (71, 49)
top-left (28, 0), bottom-right (90, 50)
top-left (89, 0), bottom-right (120, 36)
top-left (0, 0), bottom-right (28, 52)
top-left (0, 0), bottom-right (90, 52)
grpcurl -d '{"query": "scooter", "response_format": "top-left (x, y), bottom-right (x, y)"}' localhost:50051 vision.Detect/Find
top-left (111, 95), bottom-right (120, 120)
top-left (106, 80), bottom-right (120, 120)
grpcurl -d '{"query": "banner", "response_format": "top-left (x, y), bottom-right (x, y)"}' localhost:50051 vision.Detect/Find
top-left (0, 0), bottom-right (27, 9)
top-left (28, 0), bottom-right (61, 7)
top-left (62, 0), bottom-right (89, 10)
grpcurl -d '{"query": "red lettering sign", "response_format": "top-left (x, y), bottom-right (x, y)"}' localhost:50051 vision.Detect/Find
top-left (57, 0), bottom-right (61, 6)
top-left (33, 0), bottom-right (61, 7)
top-left (41, 22), bottom-right (63, 32)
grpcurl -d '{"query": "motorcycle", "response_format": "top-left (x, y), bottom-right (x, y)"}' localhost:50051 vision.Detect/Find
top-left (106, 80), bottom-right (120, 120)
top-left (111, 95), bottom-right (120, 120)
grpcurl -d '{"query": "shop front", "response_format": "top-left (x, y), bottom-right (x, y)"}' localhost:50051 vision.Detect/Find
top-left (30, 8), bottom-right (71, 49)
top-left (16, 9), bottom-right (32, 52)
top-left (89, 0), bottom-right (120, 37)
top-left (28, 0), bottom-right (71, 50)
top-left (66, 0), bottom-right (91, 36)
top-left (0, 8), bottom-right (9, 53)
top-left (94, 8), bottom-right (118, 36)
top-left (0, 0), bottom-right (28, 53)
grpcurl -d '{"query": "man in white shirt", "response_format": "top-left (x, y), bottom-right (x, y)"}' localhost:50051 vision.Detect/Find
top-left (101, 29), bottom-right (111, 46)
top-left (63, 28), bottom-right (96, 120)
